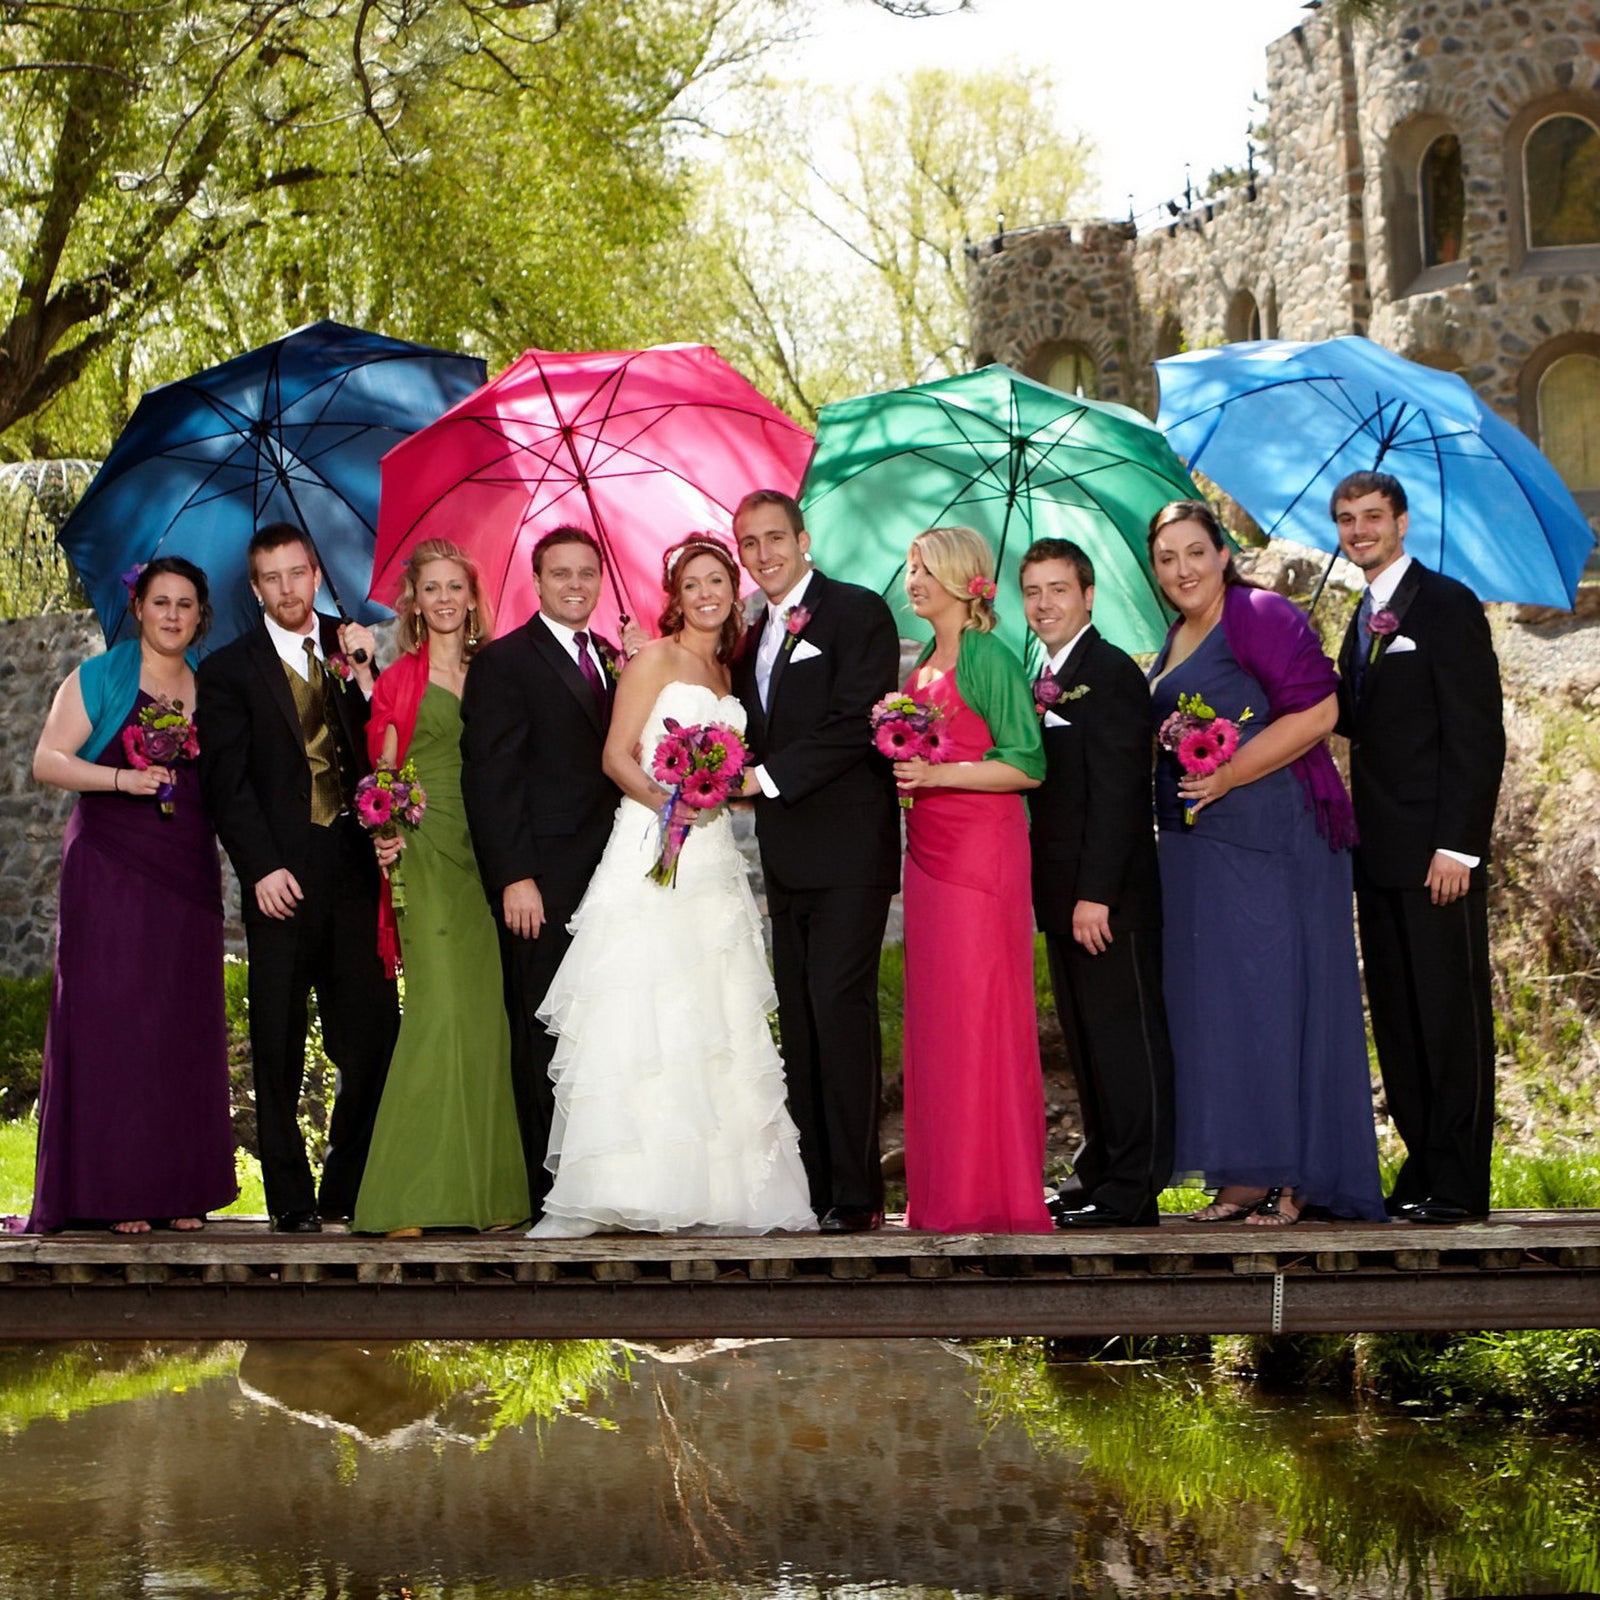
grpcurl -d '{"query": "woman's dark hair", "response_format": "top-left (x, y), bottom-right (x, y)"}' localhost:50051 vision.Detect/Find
top-left (1146, 499), bottom-right (1253, 592)
top-left (658, 535), bottom-right (745, 664)
top-left (129, 556), bottom-right (214, 643)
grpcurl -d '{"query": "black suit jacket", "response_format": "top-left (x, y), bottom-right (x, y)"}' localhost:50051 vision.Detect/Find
top-left (197, 616), bottom-right (376, 921)
top-left (1336, 560), bottom-right (1504, 889)
top-left (458, 613), bottom-right (620, 908)
top-left (733, 570), bottom-right (901, 891)
top-left (1030, 626), bottom-right (1162, 937)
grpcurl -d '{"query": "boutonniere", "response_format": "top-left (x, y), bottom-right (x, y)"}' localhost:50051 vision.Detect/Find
top-left (781, 604), bottom-right (811, 654)
top-left (600, 645), bottom-right (623, 683)
top-left (1033, 676), bottom-right (1090, 718)
top-left (325, 652), bottom-right (354, 685)
top-left (1367, 607), bottom-right (1399, 664)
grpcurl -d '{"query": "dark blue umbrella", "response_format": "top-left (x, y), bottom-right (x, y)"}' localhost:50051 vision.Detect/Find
top-left (1156, 336), bottom-right (1594, 609)
top-left (58, 320), bottom-right (487, 651)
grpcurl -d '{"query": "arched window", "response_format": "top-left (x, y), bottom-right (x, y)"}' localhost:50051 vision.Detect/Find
top-left (1538, 352), bottom-right (1600, 492)
top-left (1384, 114), bottom-right (1468, 294)
top-left (1420, 133), bottom-right (1464, 266)
top-left (1226, 289), bottom-right (1261, 343)
top-left (1034, 342), bottom-right (1098, 398)
top-left (1153, 313), bottom-right (1185, 360)
top-left (1525, 114), bottom-right (1600, 249)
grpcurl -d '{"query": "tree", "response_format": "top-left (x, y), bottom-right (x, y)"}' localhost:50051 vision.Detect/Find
top-left (682, 64), bottom-right (1094, 422)
top-left (0, 0), bottom-right (790, 457)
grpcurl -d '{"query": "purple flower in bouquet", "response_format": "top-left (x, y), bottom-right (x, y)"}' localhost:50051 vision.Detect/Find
top-left (869, 691), bottom-right (947, 808)
top-left (1158, 690), bottom-right (1252, 824)
top-left (120, 697), bottom-right (199, 816)
top-left (354, 760), bottom-right (428, 911)
top-left (647, 718), bottom-right (750, 888)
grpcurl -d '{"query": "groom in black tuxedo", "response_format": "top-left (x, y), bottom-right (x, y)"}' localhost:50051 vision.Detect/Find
top-left (459, 526), bottom-right (620, 1207)
top-left (198, 522), bottom-right (398, 1232)
top-left (733, 490), bottom-right (901, 1233)
top-left (1021, 539), bottom-right (1174, 1229)
top-left (1333, 470), bottom-right (1505, 1224)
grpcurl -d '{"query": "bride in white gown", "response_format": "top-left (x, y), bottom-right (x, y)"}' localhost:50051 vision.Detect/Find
top-left (530, 536), bottom-right (818, 1238)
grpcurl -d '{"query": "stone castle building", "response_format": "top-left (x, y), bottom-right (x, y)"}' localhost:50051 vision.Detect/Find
top-left (968, 0), bottom-right (1600, 529)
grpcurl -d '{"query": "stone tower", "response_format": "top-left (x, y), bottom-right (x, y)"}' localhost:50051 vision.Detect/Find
top-left (967, 0), bottom-right (1600, 528)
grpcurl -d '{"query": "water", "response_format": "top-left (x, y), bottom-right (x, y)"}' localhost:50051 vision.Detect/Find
top-left (0, 1337), bottom-right (1595, 1598)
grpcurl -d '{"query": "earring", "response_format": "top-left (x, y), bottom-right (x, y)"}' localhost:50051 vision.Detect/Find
top-left (466, 607), bottom-right (480, 648)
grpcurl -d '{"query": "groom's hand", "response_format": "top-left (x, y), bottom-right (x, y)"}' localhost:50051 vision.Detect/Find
top-left (503, 877), bottom-right (546, 939)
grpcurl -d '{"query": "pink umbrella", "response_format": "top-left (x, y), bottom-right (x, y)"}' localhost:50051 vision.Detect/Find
top-left (370, 343), bottom-right (813, 641)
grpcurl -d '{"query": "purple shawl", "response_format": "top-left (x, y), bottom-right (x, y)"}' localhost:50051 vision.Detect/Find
top-left (1220, 584), bottom-right (1357, 851)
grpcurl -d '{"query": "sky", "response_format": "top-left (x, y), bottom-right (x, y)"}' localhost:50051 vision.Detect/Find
top-left (780, 0), bottom-right (1317, 222)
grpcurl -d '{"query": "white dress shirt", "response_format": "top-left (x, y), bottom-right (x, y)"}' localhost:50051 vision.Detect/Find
top-left (540, 611), bottom-right (605, 680)
top-left (264, 612), bottom-right (321, 679)
top-left (752, 569), bottom-right (816, 799)
top-left (1044, 622), bottom-right (1093, 680)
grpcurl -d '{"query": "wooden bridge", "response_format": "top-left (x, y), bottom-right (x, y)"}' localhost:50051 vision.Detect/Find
top-left (3, 1211), bottom-right (1598, 1341)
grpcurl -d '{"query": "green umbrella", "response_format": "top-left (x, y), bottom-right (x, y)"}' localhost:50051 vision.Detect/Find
top-left (801, 364), bottom-right (1196, 665)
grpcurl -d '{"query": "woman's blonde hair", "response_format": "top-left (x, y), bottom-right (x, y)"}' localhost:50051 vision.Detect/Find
top-left (908, 525), bottom-right (999, 634)
top-left (393, 538), bottom-right (493, 658)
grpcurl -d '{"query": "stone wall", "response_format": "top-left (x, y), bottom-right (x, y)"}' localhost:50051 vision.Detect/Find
top-left (967, 0), bottom-right (1600, 535)
top-left (0, 613), bottom-right (101, 978)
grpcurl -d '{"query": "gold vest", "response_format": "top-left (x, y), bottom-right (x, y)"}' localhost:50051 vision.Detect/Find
top-left (284, 655), bottom-right (346, 827)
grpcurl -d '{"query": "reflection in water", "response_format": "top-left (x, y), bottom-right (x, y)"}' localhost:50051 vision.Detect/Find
top-left (0, 1337), bottom-right (1594, 1597)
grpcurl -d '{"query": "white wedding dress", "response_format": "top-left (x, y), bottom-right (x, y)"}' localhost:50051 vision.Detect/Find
top-left (530, 681), bottom-right (818, 1237)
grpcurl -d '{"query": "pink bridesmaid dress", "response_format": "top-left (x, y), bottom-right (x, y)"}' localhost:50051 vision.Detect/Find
top-left (900, 669), bottom-right (1052, 1234)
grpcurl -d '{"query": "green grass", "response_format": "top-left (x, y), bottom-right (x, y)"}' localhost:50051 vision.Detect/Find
top-left (1, 1114), bottom-right (267, 1221)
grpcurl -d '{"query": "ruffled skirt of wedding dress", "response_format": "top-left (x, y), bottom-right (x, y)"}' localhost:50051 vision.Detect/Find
top-left (531, 796), bottom-right (818, 1237)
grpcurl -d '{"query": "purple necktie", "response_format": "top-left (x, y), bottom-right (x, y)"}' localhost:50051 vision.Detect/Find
top-left (573, 631), bottom-right (607, 710)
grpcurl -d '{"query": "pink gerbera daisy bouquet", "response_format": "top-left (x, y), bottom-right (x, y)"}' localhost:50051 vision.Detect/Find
top-left (870, 692), bottom-right (948, 809)
top-left (647, 717), bottom-right (748, 888)
top-left (121, 697), bottom-right (200, 817)
top-left (1157, 690), bottom-right (1253, 825)
top-left (354, 760), bottom-right (427, 911)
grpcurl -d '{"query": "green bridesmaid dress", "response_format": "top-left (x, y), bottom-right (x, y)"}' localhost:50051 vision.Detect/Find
top-left (353, 684), bottom-right (530, 1232)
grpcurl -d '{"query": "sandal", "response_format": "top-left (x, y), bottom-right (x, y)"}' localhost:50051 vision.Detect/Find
top-left (1245, 1187), bottom-right (1301, 1227)
top-left (1187, 1191), bottom-right (1263, 1223)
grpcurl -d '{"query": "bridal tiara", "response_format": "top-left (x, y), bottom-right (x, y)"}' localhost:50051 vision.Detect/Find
top-left (664, 536), bottom-right (736, 583)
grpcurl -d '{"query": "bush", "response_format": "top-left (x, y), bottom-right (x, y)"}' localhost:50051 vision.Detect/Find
top-left (0, 974), bottom-right (51, 1116)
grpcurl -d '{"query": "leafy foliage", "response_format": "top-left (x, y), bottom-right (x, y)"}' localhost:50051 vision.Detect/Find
top-left (0, 0), bottom-right (766, 458)
top-left (681, 64), bottom-right (1094, 422)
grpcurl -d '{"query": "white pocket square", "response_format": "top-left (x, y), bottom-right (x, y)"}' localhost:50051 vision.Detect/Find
top-left (790, 638), bottom-right (823, 663)
top-left (1385, 635), bottom-right (1418, 654)
top-left (1043, 710), bottom-right (1072, 728)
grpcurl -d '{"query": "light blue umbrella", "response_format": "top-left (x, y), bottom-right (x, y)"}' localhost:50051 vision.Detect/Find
top-left (1156, 336), bottom-right (1594, 608)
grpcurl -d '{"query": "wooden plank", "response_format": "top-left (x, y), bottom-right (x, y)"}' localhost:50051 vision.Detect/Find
top-left (1, 1265), bottom-right (1595, 1341)
top-left (8, 1210), bottom-right (1600, 1269)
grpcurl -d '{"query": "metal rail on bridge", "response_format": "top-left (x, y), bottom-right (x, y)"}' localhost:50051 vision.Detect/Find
top-left (2, 1213), bottom-right (1597, 1341)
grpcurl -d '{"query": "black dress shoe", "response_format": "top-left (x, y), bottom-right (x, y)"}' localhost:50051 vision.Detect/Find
top-left (1052, 1200), bottom-right (1158, 1230)
top-left (1397, 1199), bottom-right (1482, 1225)
top-left (818, 1207), bottom-right (883, 1234)
top-left (271, 1210), bottom-right (323, 1233)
